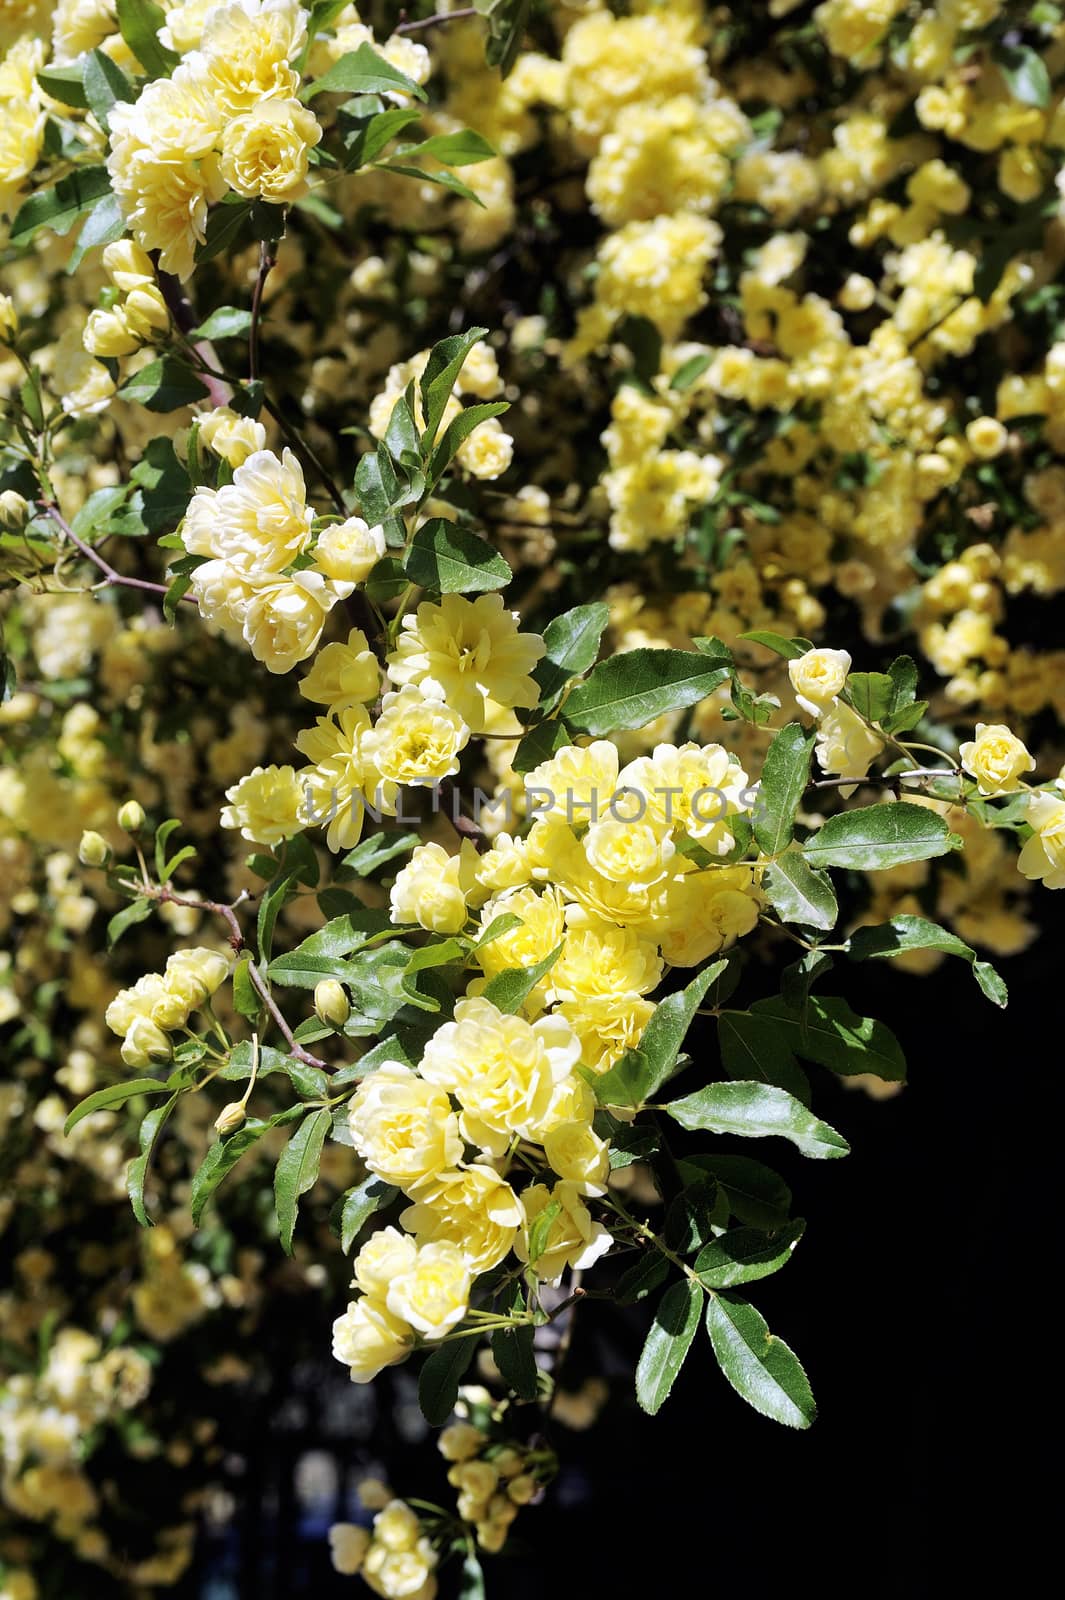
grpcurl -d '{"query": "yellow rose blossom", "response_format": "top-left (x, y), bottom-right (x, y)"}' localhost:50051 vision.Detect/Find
top-left (219, 97), bottom-right (322, 203)
top-left (384, 1240), bottom-right (474, 1338)
top-left (959, 723), bottom-right (1035, 795)
top-left (298, 628), bottom-right (380, 710)
top-left (386, 594), bottom-right (544, 733)
top-left (362, 685), bottom-right (470, 786)
top-left (220, 764), bottom-right (306, 845)
top-left (514, 1181), bottom-right (613, 1284)
top-left (390, 840), bottom-right (478, 935)
top-left (313, 516), bottom-right (386, 585)
top-left (347, 1062), bottom-right (464, 1192)
top-left (400, 1165), bottom-right (523, 1273)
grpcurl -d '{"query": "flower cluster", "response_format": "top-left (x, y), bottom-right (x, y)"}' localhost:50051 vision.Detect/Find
top-left (105, 944), bottom-right (231, 1066)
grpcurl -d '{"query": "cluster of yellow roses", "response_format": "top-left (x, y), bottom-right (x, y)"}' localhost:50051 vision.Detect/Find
top-left (104, 944), bottom-right (231, 1067)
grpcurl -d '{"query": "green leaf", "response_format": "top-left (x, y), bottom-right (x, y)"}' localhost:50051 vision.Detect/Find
top-left (163, 569), bottom-right (193, 622)
top-left (37, 64), bottom-right (89, 108)
top-left (695, 1222), bottom-right (804, 1288)
top-left (130, 438), bottom-right (191, 535)
top-left (844, 671), bottom-right (894, 724)
top-left (304, 41), bottom-right (427, 101)
top-left (511, 717), bottom-right (569, 775)
top-left (752, 722), bottom-right (814, 855)
top-left (670, 352), bottom-right (713, 390)
top-left (127, 1093), bottom-right (179, 1227)
top-left (419, 327), bottom-right (490, 448)
top-left (530, 603), bottom-right (610, 705)
top-left (527, 1197), bottom-right (562, 1266)
top-left (118, 357), bottom-right (210, 413)
top-left (564, 648), bottom-right (731, 737)
top-left (190, 1109), bottom-right (304, 1225)
top-left (427, 401), bottom-right (510, 482)
top-left (705, 1292), bottom-right (815, 1428)
top-left (491, 1320), bottom-right (539, 1401)
top-left (665, 1179), bottom-right (727, 1254)
top-left (717, 1012), bottom-right (810, 1103)
top-left (64, 1078), bottom-right (169, 1136)
top-left (849, 914), bottom-right (1008, 1007)
top-left (474, 0), bottom-right (532, 76)
top-left (343, 106), bottom-right (422, 168)
top-left (267, 910), bottom-right (393, 984)
top-left (338, 1175), bottom-right (398, 1253)
top-left (764, 852), bottom-right (838, 931)
top-left (404, 518), bottom-right (511, 594)
top-left (471, 912), bottom-right (524, 951)
top-left (459, 1551), bottom-right (487, 1600)
top-left (614, 1249), bottom-right (670, 1305)
top-left (802, 802), bottom-right (959, 871)
top-left (71, 485), bottom-right (129, 538)
top-left (115, 0), bottom-right (180, 77)
top-left (595, 960), bottom-right (728, 1107)
top-left (232, 957), bottom-right (262, 1022)
top-left (83, 48), bottom-right (135, 133)
top-left (274, 1107), bottom-right (332, 1254)
top-left (399, 129), bottom-right (496, 166)
top-left (752, 995), bottom-right (906, 1081)
top-left (340, 831), bottom-right (416, 876)
top-left (9, 167), bottom-right (112, 246)
top-left (664, 1080), bottom-right (849, 1160)
top-left (993, 41), bottom-right (1051, 107)
top-left (481, 943), bottom-right (563, 1015)
top-left (354, 448), bottom-right (406, 521)
top-left (419, 1336), bottom-right (476, 1426)
top-left (107, 896), bottom-right (152, 949)
top-left (635, 1279), bottom-right (702, 1416)
top-left (739, 630), bottom-right (812, 660)
top-left (68, 193), bottom-right (126, 272)
top-left (190, 306), bottom-right (254, 340)
top-left (256, 871), bottom-right (297, 963)
top-left (683, 1156), bottom-right (792, 1231)
top-left (195, 199), bottom-right (254, 266)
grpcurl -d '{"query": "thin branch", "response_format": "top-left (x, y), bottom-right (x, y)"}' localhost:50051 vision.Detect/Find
top-left (39, 498), bottom-right (196, 604)
top-left (249, 241), bottom-right (276, 383)
top-left (395, 7), bottom-right (477, 34)
top-left (157, 270), bottom-right (231, 408)
top-left (246, 959), bottom-right (329, 1069)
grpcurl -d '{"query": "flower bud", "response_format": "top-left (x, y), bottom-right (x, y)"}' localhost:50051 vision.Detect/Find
top-left (83, 306), bottom-right (140, 358)
top-left (117, 800), bottom-right (146, 834)
top-left (214, 1101), bottom-right (247, 1134)
top-left (506, 1473), bottom-right (537, 1505)
top-left (102, 239), bottom-right (155, 292)
top-left (314, 978), bottom-right (350, 1028)
top-left (78, 830), bottom-right (111, 868)
top-left (124, 284), bottom-right (170, 337)
top-left (0, 293), bottom-right (17, 343)
top-left (0, 490), bottom-right (28, 530)
top-left (120, 1016), bottom-right (172, 1068)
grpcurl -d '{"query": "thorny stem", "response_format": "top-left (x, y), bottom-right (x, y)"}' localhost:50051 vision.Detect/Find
top-left (39, 498), bottom-right (196, 604)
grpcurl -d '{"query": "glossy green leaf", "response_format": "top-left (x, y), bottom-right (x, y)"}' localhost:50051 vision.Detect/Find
top-left (695, 1221), bottom-right (805, 1288)
top-left (717, 1012), bottom-right (810, 1104)
top-left (419, 1335), bottom-right (476, 1426)
top-left (764, 852), bottom-right (838, 930)
top-left (304, 41), bottom-right (427, 101)
top-left (9, 167), bottom-right (112, 246)
top-left (481, 943), bottom-right (562, 1015)
top-left (274, 1107), bottom-right (332, 1254)
top-left (404, 518), bottom-right (511, 594)
top-left (847, 913), bottom-right (1007, 1006)
top-left (115, 0), bottom-right (179, 76)
top-left (635, 1279), bottom-right (702, 1415)
top-left (752, 994), bottom-right (906, 1081)
top-left (802, 802), bottom-right (959, 871)
top-left (595, 960), bottom-right (728, 1107)
top-left (531, 602), bottom-right (610, 705)
top-left (753, 722), bottom-right (814, 856)
top-left (127, 1092), bottom-right (179, 1227)
top-left (419, 327), bottom-right (490, 447)
top-left (564, 648), bottom-right (731, 736)
top-left (190, 1107), bottom-right (305, 1225)
top-left (705, 1292), bottom-right (815, 1428)
top-left (107, 896), bottom-right (152, 949)
top-left (664, 1080), bottom-right (849, 1160)
top-left (64, 1078), bottom-right (168, 1136)
top-left (118, 357), bottom-right (210, 413)
top-left (338, 1175), bottom-right (398, 1253)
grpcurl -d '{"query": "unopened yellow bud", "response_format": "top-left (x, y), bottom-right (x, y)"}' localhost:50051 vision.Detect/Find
top-left (314, 978), bottom-right (350, 1028)
top-left (214, 1101), bottom-right (247, 1134)
top-left (0, 490), bottom-right (28, 530)
top-left (0, 293), bottom-right (17, 343)
top-left (117, 800), bottom-right (146, 833)
top-left (78, 830), bottom-right (111, 868)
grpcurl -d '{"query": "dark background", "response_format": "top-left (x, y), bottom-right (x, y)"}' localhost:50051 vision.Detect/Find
top-left (187, 910), bottom-right (1060, 1600)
